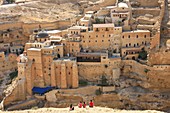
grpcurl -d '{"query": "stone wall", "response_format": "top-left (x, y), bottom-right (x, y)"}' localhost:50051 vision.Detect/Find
top-left (78, 61), bottom-right (120, 82)
top-left (148, 51), bottom-right (170, 65)
top-left (0, 54), bottom-right (18, 72)
top-left (122, 60), bottom-right (170, 90)
top-left (0, 20), bottom-right (71, 32)
top-left (130, 0), bottom-right (159, 7)
top-left (132, 8), bottom-right (160, 17)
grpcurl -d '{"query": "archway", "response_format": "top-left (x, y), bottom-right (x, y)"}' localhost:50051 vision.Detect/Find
top-left (57, 54), bottom-right (60, 58)
top-left (132, 56), bottom-right (136, 60)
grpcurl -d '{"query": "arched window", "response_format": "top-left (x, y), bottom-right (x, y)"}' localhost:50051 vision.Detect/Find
top-left (128, 35), bottom-right (130, 38)
top-left (137, 43), bottom-right (139, 46)
top-left (144, 35), bottom-right (147, 38)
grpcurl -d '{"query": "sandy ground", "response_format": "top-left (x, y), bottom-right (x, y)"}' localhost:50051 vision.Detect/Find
top-left (0, 107), bottom-right (165, 113)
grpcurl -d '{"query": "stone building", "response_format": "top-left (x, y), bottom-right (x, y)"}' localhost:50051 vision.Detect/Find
top-left (0, 52), bottom-right (18, 72)
top-left (1, 0), bottom-right (163, 109)
top-left (110, 1), bottom-right (132, 30)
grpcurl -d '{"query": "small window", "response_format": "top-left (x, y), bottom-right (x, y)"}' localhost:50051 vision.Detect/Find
top-left (136, 35), bottom-right (138, 38)
top-left (128, 35), bottom-right (130, 38)
top-left (144, 35), bottom-right (147, 38)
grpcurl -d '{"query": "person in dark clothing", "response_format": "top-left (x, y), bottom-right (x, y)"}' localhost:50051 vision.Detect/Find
top-left (83, 102), bottom-right (86, 108)
top-left (69, 104), bottom-right (74, 111)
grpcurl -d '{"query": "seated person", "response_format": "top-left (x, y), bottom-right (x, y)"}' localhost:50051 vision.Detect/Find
top-left (89, 100), bottom-right (94, 108)
top-left (83, 102), bottom-right (86, 108)
top-left (78, 101), bottom-right (82, 108)
top-left (69, 104), bottom-right (74, 111)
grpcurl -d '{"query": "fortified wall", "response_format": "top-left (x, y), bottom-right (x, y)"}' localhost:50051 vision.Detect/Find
top-left (78, 58), bottom-right (121, 83)
top-left (0, 20), bottom-right (71, 32)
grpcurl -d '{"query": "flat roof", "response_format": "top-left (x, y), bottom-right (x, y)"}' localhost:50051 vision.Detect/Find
top-left (47, 30), bottom-right (61, 34)
top-left (27, 48), bottom-right (41, 51)
top-left (93, 24), bottom-right (115, 28)
top-left (84, 14), bottom-right (93, 18)
top-left (106, 6), bottom-right (115, 9)
top-left (69, 26), bottom-right (88, 30)
top-left (86, 11), bottom-right (95, 14)
top-left (77, 52), bottom-right (107, 57)
top-left (123, 30), bottom-right (150, 33)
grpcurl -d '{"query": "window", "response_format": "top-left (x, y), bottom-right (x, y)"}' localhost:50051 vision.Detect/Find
top-left (103, 35), bottom-right (104, 37)
top-left (126, 44), bottom-right (128, 47)
top-left (122, 36), bottom-right (124, 38)
top-left (128, 35), bottom-right (130, 38)
top-left (102, 40), bottom-right (104, 42)
top-left (144, 35), bottom-right (147, 38)
top-left (137, 43), bottom-right (139, 46)
top-left (96, 35), bottom-right (98, 38)
top-left (95, 40), bottom-right (97, 42)
top-left (108, 40), bottom-right (110, 42)
top-left (109, 35), bottom-right (111, 37)
top-left (136, 35), bottom-right (138, 38)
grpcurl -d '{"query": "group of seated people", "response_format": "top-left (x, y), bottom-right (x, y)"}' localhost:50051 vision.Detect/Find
top-left (69, 100), bottom-right (94, 111)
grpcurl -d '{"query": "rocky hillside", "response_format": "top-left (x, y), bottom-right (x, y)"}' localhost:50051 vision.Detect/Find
top-left (0, 1), bottom-right (79, 23)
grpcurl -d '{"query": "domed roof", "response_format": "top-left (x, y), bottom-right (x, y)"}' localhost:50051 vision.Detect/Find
top-left (166, 39), bottom-right (170, 47)
top-left (36, 32), bottom-right (49, 38)
top-left (118, 2), bottom-right (128, 8)
top-left (19, 54), bottom-right (28, 63)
